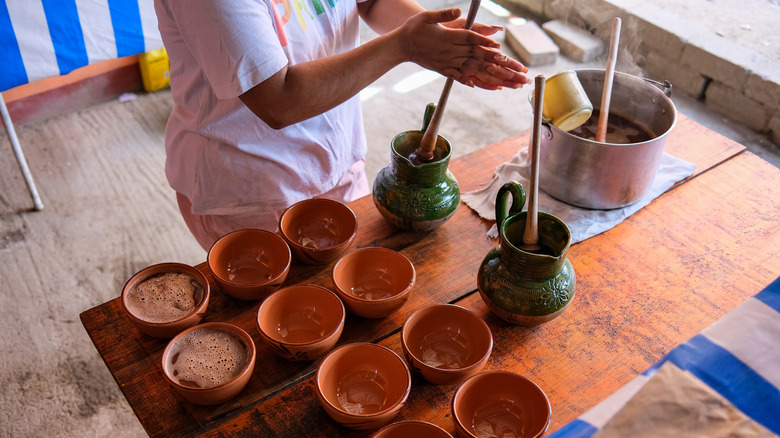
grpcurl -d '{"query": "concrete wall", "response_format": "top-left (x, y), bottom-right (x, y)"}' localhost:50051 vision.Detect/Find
top-left (499, 0), bottom-right (780, 146)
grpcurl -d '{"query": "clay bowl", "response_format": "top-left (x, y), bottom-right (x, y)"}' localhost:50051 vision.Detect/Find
top-left (207, 229), bottom-right (291, 301)
top-left (121, 262), bottom-right (210, 338)
top-left (451, 371), bottom-right (551, 438)
top-left (372, 420), bottom-right (453, 438)
top-left (315, 343), bottom-right (412, 430)
top-left (161, 322), bottom-right (256, 405)
top-left (331, 247), bottom-right (415, 319)
top-left (401, 304), bottom-right (493, 385)
top-left (256, 284), bottom-right (345, 361)
top-left (280, 198), bottom-right (358, 265)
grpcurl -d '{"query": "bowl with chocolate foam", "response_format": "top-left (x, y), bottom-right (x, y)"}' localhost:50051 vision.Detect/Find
top-left (161, 322), bottom-right (256, 405)
top-left (121, 262), bottom-right (210, 338)
top-left (208, 229), bottom-right (292, 301)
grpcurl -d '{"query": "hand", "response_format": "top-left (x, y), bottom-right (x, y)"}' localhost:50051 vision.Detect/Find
top-left (461, 50), bottom-right (530, 90)
top-left (400, 8), bottom-right (530, 90)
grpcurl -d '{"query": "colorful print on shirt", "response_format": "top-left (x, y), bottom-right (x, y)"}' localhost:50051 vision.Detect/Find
top-left (271, 0), bottom-right (342, 46)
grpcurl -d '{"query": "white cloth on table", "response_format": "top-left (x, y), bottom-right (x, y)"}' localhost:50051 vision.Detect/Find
top-left (460, 147), bottom-right (696, 243)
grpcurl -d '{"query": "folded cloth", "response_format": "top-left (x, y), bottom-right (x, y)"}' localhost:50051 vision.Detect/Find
top-left (548, 276), bottom-right (780, 438)
top-left (592, 362), bottom-right (778, 438)
top-left (461, 147), bottom-right (696, 242)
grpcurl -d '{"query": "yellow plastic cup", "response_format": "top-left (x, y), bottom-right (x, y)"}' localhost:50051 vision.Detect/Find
top-left (532, 70), bottom-right (593, 132)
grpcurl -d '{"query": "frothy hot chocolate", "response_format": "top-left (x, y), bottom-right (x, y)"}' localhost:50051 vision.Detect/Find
top-left (166, 328), bottom-right (248, 388)
top-left (125, 271), bottom-right (203, 323)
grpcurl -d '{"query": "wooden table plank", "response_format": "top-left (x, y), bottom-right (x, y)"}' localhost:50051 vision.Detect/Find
top-left (197, 152), bottom-right (780, 437)
top-left (80, 113), bottom-right (753, 437)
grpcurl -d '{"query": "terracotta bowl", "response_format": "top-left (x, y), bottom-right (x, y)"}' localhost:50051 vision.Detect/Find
top-left (207, 229), bottom-right (291, 301)
top-left (161, 322), bottom-right (256, 406)
top-left (280, 198), bottom-right (358, 265)
top-left (256, 284), bottom-right (345, 361)
top-left (315, 343), bottom-right (411, 430)
top-left (372, 420), bottom-right (453, 438)
top-left (401, 304), bottom-right (493, 385)
top-left (451, 371), bottom-right (551, 438)
top-left (331, 247), bottom-right (415, 319)
top-left (121, 262), bottom-right (210, 338)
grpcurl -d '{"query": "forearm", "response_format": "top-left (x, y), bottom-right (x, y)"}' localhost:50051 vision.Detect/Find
top-left (239, 30), bottom-right (406, 129)
top-left (240, 0), bottom-right (425, 129)
top-left (240, 4), bottom-right (529, 129)
top-left (358, 0), bottom-right (425, 35)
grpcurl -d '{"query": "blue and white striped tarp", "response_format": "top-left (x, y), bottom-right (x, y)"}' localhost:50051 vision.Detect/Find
top-left (549, 275), bottom-right (780, 437)
top-left (0, 0), bottom-right (163, 92)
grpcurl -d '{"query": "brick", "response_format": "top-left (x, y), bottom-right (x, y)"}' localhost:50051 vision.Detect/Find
top-left (644, 51), bottom-right (707, 99)
top-left (543, 0), bottom-right (614, 26)
top-left (505, 19), bottom-right (559, 66)
top-left (542, 19), bottom-right (603, 62)
top-left (682, 34), bottom-right (759, 87)
top-left (705, 81), bottom-right (769, 132)
top-left (744, 58), bottom-right (780, 110)
top-left (505, 0), bottom-right (544, 17)
top-left (768, 112), bottom-right (780, 146)
top-left (629, 3), bottom-right (707, 61)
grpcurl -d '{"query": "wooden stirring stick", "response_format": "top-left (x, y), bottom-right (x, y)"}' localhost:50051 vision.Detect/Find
top-left (411, 0), bottom-right (481, 165)
top-left (521, 75), bottom-right (545, 253)
top-left (596, 17), bottom-right (622, 143)
top-left (412, 79), bottom-right (455, 164)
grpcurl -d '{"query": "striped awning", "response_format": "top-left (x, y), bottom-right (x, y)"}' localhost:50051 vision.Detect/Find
top-left (1, 0), bottom-right (163, 92)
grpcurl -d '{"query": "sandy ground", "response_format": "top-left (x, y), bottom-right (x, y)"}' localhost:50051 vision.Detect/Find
top-left (0, 91), bottom-right (203, 438)
top-left (0, 1), bottom-right (778, 437)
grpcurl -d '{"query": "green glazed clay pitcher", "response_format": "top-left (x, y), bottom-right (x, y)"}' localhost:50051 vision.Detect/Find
top-left (372, 104), bottom-right (460, 232)
top-left (477, 181), bottom-right (576, 325)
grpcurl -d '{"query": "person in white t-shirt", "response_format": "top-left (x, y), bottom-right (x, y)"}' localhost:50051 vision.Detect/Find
top-left (154, 0), bottom-right (530, 251)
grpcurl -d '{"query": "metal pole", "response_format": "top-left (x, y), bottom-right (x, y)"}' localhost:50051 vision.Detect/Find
top-left (0, 93), bottom-right (43, 211)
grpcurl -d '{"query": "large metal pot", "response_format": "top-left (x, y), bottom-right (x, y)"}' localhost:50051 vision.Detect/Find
top-left (539, 69), bottom-right (676, 209)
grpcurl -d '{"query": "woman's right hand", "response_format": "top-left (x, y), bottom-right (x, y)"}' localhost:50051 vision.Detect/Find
top-left (399, 8), bottom-right (530, 90)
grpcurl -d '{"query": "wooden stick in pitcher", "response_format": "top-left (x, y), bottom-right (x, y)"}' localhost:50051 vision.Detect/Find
top-left (412, 0), bottom-right (481, 164)
top-left (596, 17), bottom-right (622, 143)
top-left (413, 79), bottom-right (455, 163)
top-left (521, 75), bottom-right (545, 253)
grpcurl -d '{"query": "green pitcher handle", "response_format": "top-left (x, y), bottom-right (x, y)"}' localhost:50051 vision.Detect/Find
top-left (421, 102), bottom-right (437, 132)
top-left (495, 181), bottom-right (527, 230)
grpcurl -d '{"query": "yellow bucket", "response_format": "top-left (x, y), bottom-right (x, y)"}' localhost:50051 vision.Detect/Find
top-left (139, 48), bottom-right (170, 92)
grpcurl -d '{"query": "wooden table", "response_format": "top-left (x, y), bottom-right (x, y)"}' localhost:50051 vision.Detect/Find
top-left (81, 113), bottom-right (780, 437)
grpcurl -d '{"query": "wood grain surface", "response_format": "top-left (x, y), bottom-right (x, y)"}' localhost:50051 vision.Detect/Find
top-left (81, 114), bottom-right (780, 437)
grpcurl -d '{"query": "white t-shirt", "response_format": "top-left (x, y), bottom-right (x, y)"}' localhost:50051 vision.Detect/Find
top-left (154, 0), bottom-right (368, 215)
